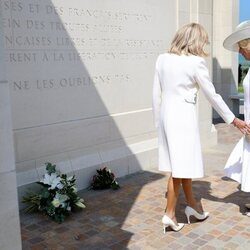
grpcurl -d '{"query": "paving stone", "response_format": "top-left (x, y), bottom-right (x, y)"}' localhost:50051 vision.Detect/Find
top-left (85, 229), bottom-right (99, 237)
top-left (167, 242), bottom-right (183, 249)
top-left (218, 234), bottom-right (233, 242)
top-left (28, 236), bottom-right (44, 244)
top-left (200, 234), bottom-right (215, 241)
top-left (54, 226), bottom-right (69, 233)
top-left (208, 229), bottom-right (223, 237)
top-left (177, 235), bottom-right (193, 244)
top-left (186, 232), bottom-right (200, 239)
top-left (192, 238), bottom-right (207, 246)
top-left (230, 235), bottom-right (248, 244)
top-left (215, 224), bottom-right (232, 232)
top-left (182, 243), bottom-right (201, 250)
top-left (224, 241), bottom-right (240, 249)
top-left (104, 221), bottom-right (120, 228)
top-left (26, 224), bottom-right (40, 231)
top-left (200, 245), bottom-right (217, 250)
top-left (30, 243), bottom-right (48, 250)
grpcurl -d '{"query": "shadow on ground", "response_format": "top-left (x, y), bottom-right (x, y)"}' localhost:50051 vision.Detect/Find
top-left (21, 171), bottom-right (165, 249)
top-left (174, 179), bottom-right (250, 225)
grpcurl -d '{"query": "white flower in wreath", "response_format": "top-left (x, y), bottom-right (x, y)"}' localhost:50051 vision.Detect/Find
top-left (52, 193), bottom-right (69, 208)
top-left (52, 198), bottom-right (60, 208)
top-left (57, 183), bottom-right (64, 190)
top-left (41, 173), bottom-right (61, 190)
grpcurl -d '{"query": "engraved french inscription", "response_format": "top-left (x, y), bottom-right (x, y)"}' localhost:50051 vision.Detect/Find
top-left (2, 0), bottom-right (175, 128)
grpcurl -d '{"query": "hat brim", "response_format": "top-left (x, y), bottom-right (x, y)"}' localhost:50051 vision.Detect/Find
top-left (223, 27), bottom-right (250, 52)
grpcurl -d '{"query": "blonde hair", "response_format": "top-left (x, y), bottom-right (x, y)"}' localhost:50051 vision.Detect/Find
top-left (238, 38), bottom-right (250, 51)
top-left (169, 23), bottom-right (209, 57)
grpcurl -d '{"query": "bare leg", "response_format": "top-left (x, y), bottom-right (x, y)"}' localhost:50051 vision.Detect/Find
top-left (165, 175), bottom-right (182, 224)
top-left (182, 178), bottom-right (203, 213)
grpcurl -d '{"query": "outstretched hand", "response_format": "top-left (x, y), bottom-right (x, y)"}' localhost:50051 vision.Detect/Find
top-left (232, 118), bottom-right (250, 134)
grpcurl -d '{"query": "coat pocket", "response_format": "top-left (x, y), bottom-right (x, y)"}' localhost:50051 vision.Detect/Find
top-left (184, 93), bottom-right (197, 104)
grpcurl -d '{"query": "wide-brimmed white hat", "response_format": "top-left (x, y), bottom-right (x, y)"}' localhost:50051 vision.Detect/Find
top-left (223, 20), bottom-right (250, 51)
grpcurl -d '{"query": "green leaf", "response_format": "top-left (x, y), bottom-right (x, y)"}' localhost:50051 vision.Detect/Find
top-left (45, 162), bottom-right (57, 174)
top-left (111, 180), bottom-right (120, 190)
top-left (22, 192), bottom-right (41, 213)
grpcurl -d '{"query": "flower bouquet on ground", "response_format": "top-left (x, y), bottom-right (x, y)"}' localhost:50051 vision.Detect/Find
top-left (22, 162), bottom-right (85, 223)
top-left (90, 166), bottom-right (120, 190)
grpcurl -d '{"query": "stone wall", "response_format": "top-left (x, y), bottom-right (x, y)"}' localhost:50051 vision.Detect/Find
top-left (213, 0), bottom-right (239, 118)
top-left (1, 0), bottom-right (176, 202)
top-left (0, 1), bottom-right (22, 249)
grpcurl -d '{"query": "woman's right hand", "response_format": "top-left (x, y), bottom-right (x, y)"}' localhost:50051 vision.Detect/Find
top-left (232, 117), bottom-right (250, 134)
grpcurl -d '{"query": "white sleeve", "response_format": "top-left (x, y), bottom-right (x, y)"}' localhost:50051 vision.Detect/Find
top-left (152, 57), bottom-right (162, 128)
top-left (194, 58), bottom-right (235, 124)
top-left (244, 70), bottom-right (250, 122)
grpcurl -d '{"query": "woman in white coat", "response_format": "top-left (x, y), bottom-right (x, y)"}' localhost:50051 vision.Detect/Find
top-left (152, 23), bottom-right (249, 232)
top-left (224, 20), bottom-right (250, 216)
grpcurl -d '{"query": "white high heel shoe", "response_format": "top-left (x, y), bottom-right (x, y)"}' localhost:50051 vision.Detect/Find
top-left (184, 206), bottom-right (209, 224)
top-left (162, 215), bottom-right (184, 233)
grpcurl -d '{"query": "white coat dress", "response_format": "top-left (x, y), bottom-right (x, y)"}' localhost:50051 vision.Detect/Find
top-left (152, 53), bottom-right (235, 178)
top-left (224, 68), bottom-right (250, 192)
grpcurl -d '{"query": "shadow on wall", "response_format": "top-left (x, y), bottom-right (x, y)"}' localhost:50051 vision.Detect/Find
top-left (212, 57), bottom-right (239, 121)
top-left (6, 1), bottom-right (161, 197)
top-left (2, 0), bottom-right (167, 248)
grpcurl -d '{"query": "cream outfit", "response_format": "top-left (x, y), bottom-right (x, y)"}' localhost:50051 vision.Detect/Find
top-left (153, 53), bottom-right (235, 178)
top-left (224, 69), bottom-right (250, 192)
